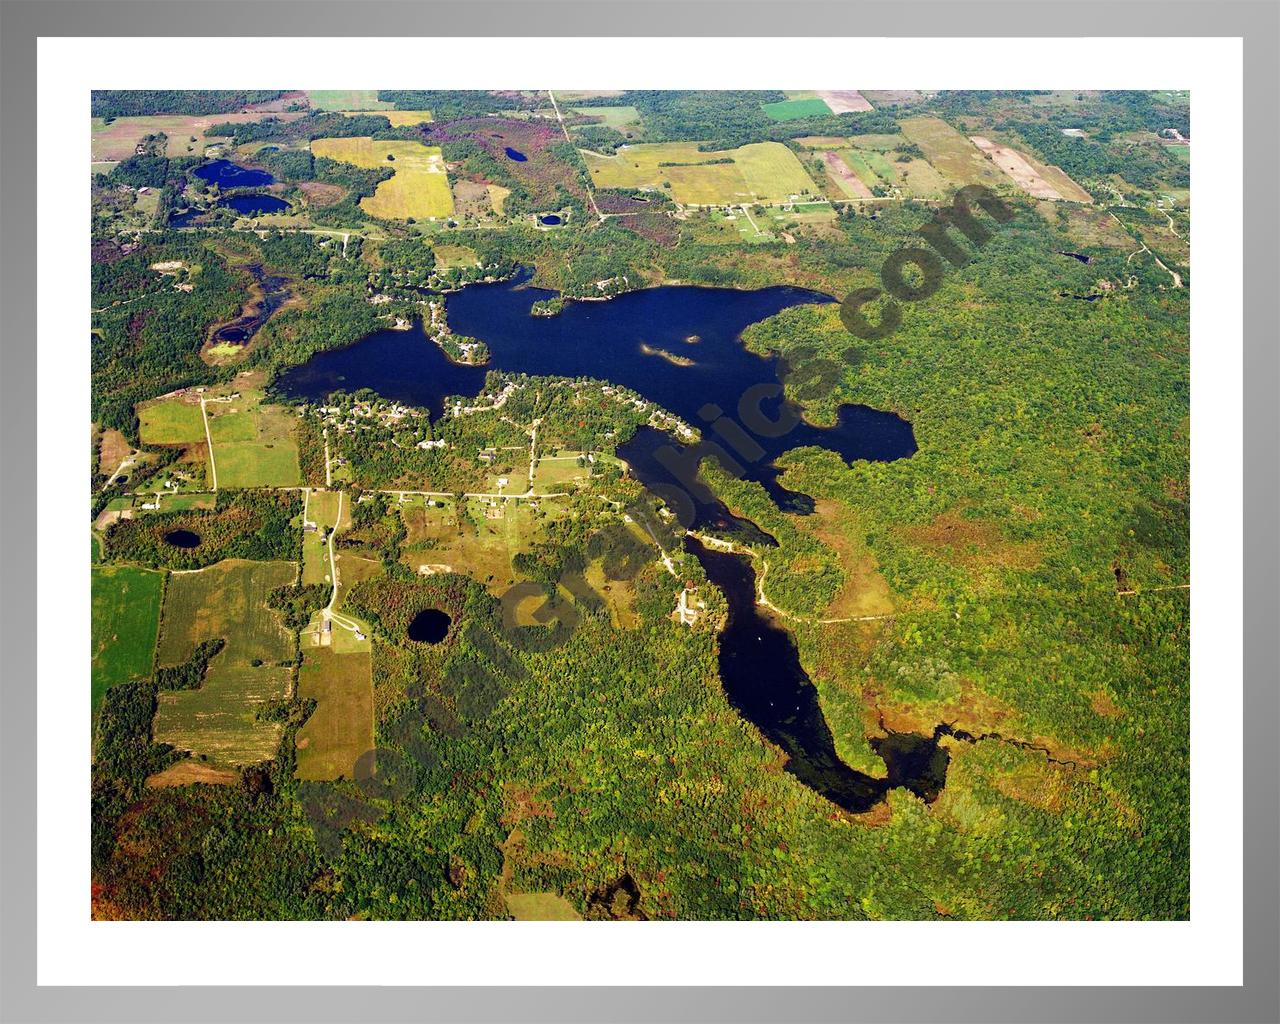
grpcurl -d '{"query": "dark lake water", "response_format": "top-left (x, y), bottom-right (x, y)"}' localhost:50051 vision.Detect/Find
top-left (277, 269), bottom-right (915, 521)
top-left (163, 529), bottom-right (201, 549)
top-left (539, 214), bottom-right (562, 225)
top-left (407, 609), bottom-right (451, 644)
top-left (219, 194), bottom-right (291, 216)
top-left (194, 159), bottom-right (274, 188)
top-left (504, 147), bottom-right (528, 162)
top-left (686, 535), bottom-right (950, 812)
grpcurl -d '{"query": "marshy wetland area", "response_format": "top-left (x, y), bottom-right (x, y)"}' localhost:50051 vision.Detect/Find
top-left (91, 87), bottom-right (1189, 922)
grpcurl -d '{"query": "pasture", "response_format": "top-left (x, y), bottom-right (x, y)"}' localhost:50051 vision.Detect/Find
top-left (204, 389), bottom-right (301, 488)
top-left (294, 648), bottom-right (374, 781)
top-left (138, 396), bottom-right (206, 446)
top-left (583, 141), bottom-right (821, 206)
top-left (311, 137), bottom-right (454, 220)
top-left (91, 565), bottom-right (164, 711)
top-left (505, 892), bottom-right (582, 921)
top-left (373, 110), bottom-right (434, 126)
top-left (898, 116), bottom-right (1008, 188)
top-left (305, 90), bottom-right (394, 111)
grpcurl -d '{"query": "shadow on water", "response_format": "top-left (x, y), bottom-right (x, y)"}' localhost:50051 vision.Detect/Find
top-left (686, 535), bottom-right (951, 813)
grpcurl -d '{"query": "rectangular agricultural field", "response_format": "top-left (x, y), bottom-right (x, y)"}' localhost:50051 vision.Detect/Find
top-left (583, 141), bottom-right (820, 205)
top-left (206, 398), bottom-right (302, 488)
top-left (898, 116), bottom-right (1008, 188)
top-left (761, 97), bottom-right (833, 121)
top-left (294, 648), bottom-right (374, 781)
top-left (311, 137), bottom-right (454, 219)
top-left (839, 149), bottom-right (886, 190)
top-left (817, 90), bottom-right (873, 113)
top-left (91, 565), bottom-right (164, 712)
top-left (969, 136), bottom-right (1092, 202)
top-left (153, 664), bottom-right (292, 766)
top-left (138, 397), bottom-right (206, 446)
top-left (156, 559), bottom-right (295, 669)
top-left (305, 89), bottom-right (394, 111)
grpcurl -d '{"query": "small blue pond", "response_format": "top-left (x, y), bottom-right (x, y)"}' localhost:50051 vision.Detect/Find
top-left (504, 147), bottom-right (528, 162)
top-left (539, 214), bottom-right (562, 226)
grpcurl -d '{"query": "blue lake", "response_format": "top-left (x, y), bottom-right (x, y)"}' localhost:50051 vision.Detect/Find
top-left (276, 269), bottom-right (915, 519)
top-left (539, 214), bottom-right (562, 225)
top-left (504, 147), bottom-right (528, 162)
top-left (194, 159), bottom-right (274, 188)
top-left (219, 194), bottom-right (291, 216)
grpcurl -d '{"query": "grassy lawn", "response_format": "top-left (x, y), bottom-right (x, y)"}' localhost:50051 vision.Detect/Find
top-left (216, 442), bottom-right (301, 488)
top-left (138, 398), bottom-right (206, 446)
top-left (312, 136), bottom-right (454, 220)
top-left (294, 647), bottom-right (374, 781)
top-left (505, 892), bottom-right (582, 920)
top-left (91, 565), bottom-right (164, 712)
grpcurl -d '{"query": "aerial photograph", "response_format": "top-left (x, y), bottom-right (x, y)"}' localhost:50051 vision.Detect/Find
top-left (89, 88), bottom-right (1190, 921)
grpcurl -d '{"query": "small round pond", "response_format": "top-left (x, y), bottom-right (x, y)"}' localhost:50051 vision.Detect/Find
top-left (539, 214), bottom-right (562, 225)
top-left (163, 529), bottom-right (202, 549)
top-left (407, 609), bottom-right (452, 644)
top-left (504, 147), bottom-right (528, 162)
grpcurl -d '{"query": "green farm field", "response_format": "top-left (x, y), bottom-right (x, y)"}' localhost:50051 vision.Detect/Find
top-left (91, 565), bottom-right (164, 712)
top-left (138, 397), bottom-right (206, 446)
top-left (294, 648), bottom-right (374, 781)
top-left (761, 97), bottom-right (832, 121)
top-left (305, 90), bottom-right (394, 111)
top-left (156, 559), bottom-right (295, 668)
top-left (302, 489), bottom-right (342, 586)
top-left (570, 105), bottom-right (641, 129)
top-left (206, 397), bottom-right (301, 488)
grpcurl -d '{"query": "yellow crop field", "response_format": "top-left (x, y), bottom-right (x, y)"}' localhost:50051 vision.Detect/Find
top-left (311, 136), bottom-right (454, 220)
top-left (583, 141), bottom-right (822, 206)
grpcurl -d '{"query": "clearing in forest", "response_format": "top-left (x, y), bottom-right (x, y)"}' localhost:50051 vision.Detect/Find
top-left (311, 136), bottom-right (454, 219)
